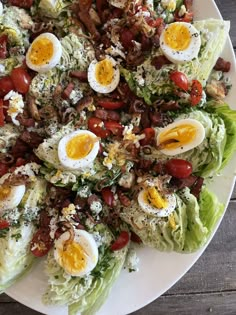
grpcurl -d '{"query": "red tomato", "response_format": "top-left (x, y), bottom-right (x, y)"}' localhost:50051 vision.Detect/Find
top-left (30, 228), bottom-right (53, 257)
top-left (0, 163), bottom-right (9, 177)
top-left (170, 71), bottom-right (189, 91)
top-left (190, 80), bottom-right (203, 106)
top-left (97, 99), bottom-right (124, 110)
top-left (11, 67), bottom-right (31, 94)
top-left (146, 17), bottom-right (163, 28)
top-left (0, 99), bottom-right (4, 126)
top-left (120, 28), bottom-right (135, 50)
top-left (104, 121), bottom-right (123, 136)
top-left (0, 76), bottom-right (14, 97)
top-left (165, 159), bottom-right (193, 179)
top-left (174, 11), bottom-right (193, 23)
top-left (8, 0), bottom-right (34, 8)
top-left (140, 128), bottom-right (155, 146)
top-left (101, 187), bottom-right (114, 207)
top-left (0, 35), bottom-right (8, 59)
top-left (111, 231), bottom-right (130, 251)
top-left (88, 117), bottom-right (111, 138)
top-left (0, 220), bottom-right (10, 230)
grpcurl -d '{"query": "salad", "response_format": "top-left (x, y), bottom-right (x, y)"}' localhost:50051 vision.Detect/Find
top-left (0, 0), bottom-right (235, 314)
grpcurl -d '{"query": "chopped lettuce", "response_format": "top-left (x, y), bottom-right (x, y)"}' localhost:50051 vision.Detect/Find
top-left (0, 178), bottom-right (47, 292)
top-left (121, 19), bottom-right (230, 104)
top-left (120, 188), bottom-right (224, 253)
top-left (43, 224), bottom-right (128, 315)
top-left (38, 0), bottom-right (72, 18)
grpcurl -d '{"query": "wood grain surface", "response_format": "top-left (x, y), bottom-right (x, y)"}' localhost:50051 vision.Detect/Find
top-left (0, 0), bottom-right (236, 314)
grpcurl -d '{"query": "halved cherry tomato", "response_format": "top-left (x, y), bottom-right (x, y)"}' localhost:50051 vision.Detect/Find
top-left (111, 231), bottom-right (129, 251)
top-left (88, 117), bottom-right (111, 138)
top-left (0, 35), bottom-right (8, 59)
top-left (8, 0), bottom-right (34, 8)
top-left (101, 187), bottom-right (114, 207)
top-left (0, 99), bottom-right (4, 126)
top-left (190, 80), bottom-right (203, 106)
top-left (97, 99), bottom-right (124, 110)
top-left (174, 11), bottom-right (193, 23)
top-left (140, 128), bottom-right (155, 146)
top-left (30, 228), bottom-right (53, 257)
top-left (146, 17), bottom-right (163, 28)
top-left (170, 71), bottom-right (189, 91)
top-left (11, 67), bottom-right (31, 94)
top-left (0, 163), bottom-right (9, 177)
top-left (0, 76), bottom-right (14, 97)
top-left (165, 159), bottom-right (193, 179)
top-left (0, 220), bottom-right (10, 230)
top-left (104, 121), bottom-right (123, 136)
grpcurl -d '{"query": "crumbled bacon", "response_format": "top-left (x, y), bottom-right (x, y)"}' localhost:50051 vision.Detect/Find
top-left (151, 55), bottom-right (172, 70)
top-left (214, 57), bottom-right (231, 72)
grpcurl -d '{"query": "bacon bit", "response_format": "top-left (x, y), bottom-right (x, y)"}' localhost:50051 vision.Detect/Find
top-left (78, 11), bottom-right (100, 41)
top-left (27, 96), bottom-right (40, 121)
top-left (95, 109), bottom-right (120, 121)
top-left (214, 57), bottom-right (231, 73)
top-left (70, 70), bottom-right (88, 82)
top-left (153, 162), bottom-right (166, 175)
top-left (11, 139), bottom-right (29, 159)
top-left (151, 55), bottom-right (172, 70)
top-left (20, 131), bottom-right (43, 148)
top-left (76, 96), bottom-right (94, 112)
top-left (130, 231), bottom-right (142, 244)
top-left (16, 114), bottom-right (35, 127)
top-left (138, 159), bottom-right (153, 170)
top-left (160, 101), bottom-right (181, 112)
top-left (62, 82), bottom-right (75, 100)
top-left (117, 189), bottom-right (131, 207)
top-left (191, 177), bottom-right (204, 199)
top-left (170, 175), bottom-right (198, 190)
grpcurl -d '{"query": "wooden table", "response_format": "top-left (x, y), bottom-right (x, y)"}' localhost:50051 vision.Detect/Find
top-left (1, 1), bottom-right (236, 314)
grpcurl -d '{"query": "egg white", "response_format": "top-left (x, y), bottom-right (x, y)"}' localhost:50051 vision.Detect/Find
top-left (0, 174), bottom-right (26, 213)
top-left (88, 55), bottom-right (120, 94)
top-left (138, 189), bottom-right (176, 217)
top-left (58, 130), bottom-right (99, 170)
top-left (160, 22), bottom-right (201, 64)
top-left (54, 229), bottom-right (98, 277)
top-left (156, 118), bottom-right (205, 156)
top-left (26, 32), bottom-right (62, 73)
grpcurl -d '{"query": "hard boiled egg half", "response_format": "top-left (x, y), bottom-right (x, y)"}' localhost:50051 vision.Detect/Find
top-left (88, 56), bottom-right (120, 93)
top-left (54, 229), bottom-right (98, 277)
top-left (26, 32), bottom-right (62, 73)
top-left (160, 22), bottom-right (201, 64)
top-left (156, 118), bottom-right (205, 156)
top-left (58, 130), bottom-right (99, 170)
top-left (0, 174), bottom-right (25, 214)
top-left (138, 186), bottom-right (176, 217)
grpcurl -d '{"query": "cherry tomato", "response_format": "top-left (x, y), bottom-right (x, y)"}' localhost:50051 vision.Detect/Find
top-left (88, 117), bottom-right (111, 138)
top-left (8, 0), bottom-right (34, 8)
top-left (11, 67), bottom-right (31, 94)
top-left (120, 28), bottom-right (135, 50)
top-left (30, 228), bottom-right (53, 257)
top-left (146, 17), bottom-right (163, 28)
top-left (0, 99), bottom-right (4, 126)
top-left (165, 159), bottom-right (193, 179)
top-left (190, 80), bottom-right (203, 106)
top-left (0, 35), bottom-right (8, 59)
top-left (97, 99), bottom-right (124, 110)
top-left (140, 128), bottom-right (155, 146)
top-left (0, 76), bottom-right (14, 97)
top-left (0, 163), bottom-right (9, 177)
top-left (101, 187), bottom-right (114, 207)
top-left (111, 231), bottom-right (129, 251)
top-left (170, 71), bottom-right (189, 91)
top-left (0, 220), bottom-right (10, 230)
top-left (104, 121), bottom-right (124, 136)
top-left (174, 11), bottom-right (193, 23)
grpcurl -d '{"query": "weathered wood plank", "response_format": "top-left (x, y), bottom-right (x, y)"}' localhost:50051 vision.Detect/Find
top-left (132, 291), bottom-right (236, 315)
top-left (215, 0), bottom-right (236, 47)
top-left (0, 302), bottom-right (41, 315)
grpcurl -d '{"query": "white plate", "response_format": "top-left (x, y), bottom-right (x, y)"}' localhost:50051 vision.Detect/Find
top-left (6, 1), bottom-right (236, 314)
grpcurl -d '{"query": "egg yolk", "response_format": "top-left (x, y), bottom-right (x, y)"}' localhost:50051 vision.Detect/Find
top-left (159, 124), bottom-right (196, 150)
top-left (144, 187), bottom-right (168, 209)
top-left (95, 59), bottom-right (114, 86)
top-left (29, 37), bottom-right (54, 66)
top-left (164, 24), bottom-right (191, 51)
top-left (0, 186), bottom-right (11, 201)
top-left (59, 241), bottom-right (86, 273)
top-left (66, 134), bottom-right (94, 160)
